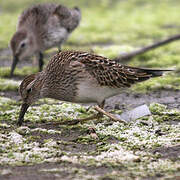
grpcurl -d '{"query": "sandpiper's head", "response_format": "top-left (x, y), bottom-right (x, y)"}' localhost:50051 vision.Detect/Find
top-left (17, 73), bottom-right (42, 126)
top-left (10, 30), bottom-right (35, 77)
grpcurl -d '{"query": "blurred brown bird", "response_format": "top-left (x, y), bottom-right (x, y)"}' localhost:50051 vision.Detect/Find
top-left (17, 50), bottom-right (173, 126)
top-left (10, 3), bottom-right (81, 77)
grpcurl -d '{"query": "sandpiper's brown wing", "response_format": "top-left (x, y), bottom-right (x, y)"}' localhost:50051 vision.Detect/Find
top-left (72, 51), bottom-right (170, 88)
top-left (45, 51), bottom-right (171, 88)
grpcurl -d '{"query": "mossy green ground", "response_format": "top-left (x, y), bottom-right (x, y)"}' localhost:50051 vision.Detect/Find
top-left (0, 0), bottom-right (180, 179)
top-left (0, 97), bottom-right (179, 179)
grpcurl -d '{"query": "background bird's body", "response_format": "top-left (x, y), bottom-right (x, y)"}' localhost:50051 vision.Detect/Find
top-left (18, 3), bottom-right (67, 51)
top-left (18, 50), bottom-right (172, 126)
top-left (10, 3), bottom-right (81, 76)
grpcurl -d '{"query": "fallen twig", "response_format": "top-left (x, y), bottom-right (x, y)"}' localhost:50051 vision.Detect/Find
top-left (113, 34), bottom-right (180, 63)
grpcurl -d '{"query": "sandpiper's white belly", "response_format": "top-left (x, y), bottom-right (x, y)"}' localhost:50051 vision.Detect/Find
top-left (74, 80), bottom-right (122, 104)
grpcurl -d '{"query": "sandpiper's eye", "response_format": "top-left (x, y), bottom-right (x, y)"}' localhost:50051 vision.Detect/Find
top-left (21, 42), bottom-right (26, 48)
top-left (27, 88), bottom-right (32, 93)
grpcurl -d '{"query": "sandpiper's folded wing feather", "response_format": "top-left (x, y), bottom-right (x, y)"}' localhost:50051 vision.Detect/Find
top-left (45, 51), bottom-right (172, 88)
top-left (72, 51), bottom-right (172, 88)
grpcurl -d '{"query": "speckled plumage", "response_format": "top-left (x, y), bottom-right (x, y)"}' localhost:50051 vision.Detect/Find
top-left (17, 50), bottom-right (172, 126)
top-left (10, 3), bottom-right (81, 76)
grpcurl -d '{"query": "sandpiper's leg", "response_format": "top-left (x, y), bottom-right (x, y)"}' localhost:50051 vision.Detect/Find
top-left (45, 100), bottom-right (126, 127)
top-left (94, 106), bottom-right (127, 124)
top-left (85, 101), bottom-right (104, 117)
top-left (45, 104), bottom-right (126, 127)
top-left (45, 102), bottom-right (105, 126)
top-left (45, 100), bottom-right (126, 126)
top-left (38, 52), bottom-right (44, 72)
top-left (96, 100), bottom-right (105, 118)
top-left (74, 100), bottom-right (105, 123)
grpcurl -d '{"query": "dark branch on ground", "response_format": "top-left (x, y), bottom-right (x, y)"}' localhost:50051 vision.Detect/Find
top-left (113, 34), bottom-right (180, 63)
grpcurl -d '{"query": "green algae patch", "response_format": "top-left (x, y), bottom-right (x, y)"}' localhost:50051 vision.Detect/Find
top-left (131, 74), bottom-right (179, 93)
top-left (23, 102), bottom-right (92, 124)
top-left (0, 66), bottom-right (38, 78)
top-left (0, 78), bottom-right (20, 91)
top-left (0, 96), bottom-right (20, 123)
top-left (0, 96), bottom-right (93, 125)
top-left (150, 103), bottom-right (180, 122)
top-left (0, 131), bottom-right (63, 166)
top-left (129, 42), bottom-right (180, 68)
top-left (92, 45), bottom-right (134, 59)
top-left (0, 67), bottom-right (12, 78)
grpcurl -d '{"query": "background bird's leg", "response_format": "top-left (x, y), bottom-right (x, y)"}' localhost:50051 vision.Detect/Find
top-left (38, 52), bottom-right (44, 72)
top-left (58, 46), bottom-right (61, 53)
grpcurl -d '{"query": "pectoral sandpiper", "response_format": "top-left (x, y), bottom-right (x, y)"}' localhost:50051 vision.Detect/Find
top-left (17, 50), bottom-right (172, 126)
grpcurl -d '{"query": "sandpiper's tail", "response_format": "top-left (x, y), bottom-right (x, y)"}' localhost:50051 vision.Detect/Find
top-left (126, 66), bottom-right (174, 82)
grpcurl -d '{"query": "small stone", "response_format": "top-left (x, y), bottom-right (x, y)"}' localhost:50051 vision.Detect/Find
top-left (118, 104), bottom-right (151, 122)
